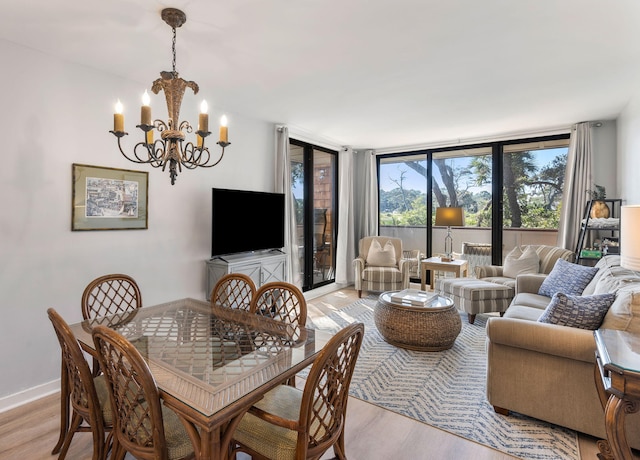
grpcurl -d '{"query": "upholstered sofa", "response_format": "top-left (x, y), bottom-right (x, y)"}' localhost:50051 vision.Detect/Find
top-left (485, 255), bottom-right (640, 447)
top-left (475, 244), bottom-right (574, 289)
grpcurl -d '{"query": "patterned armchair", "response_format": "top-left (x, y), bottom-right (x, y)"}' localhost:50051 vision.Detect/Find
top-left (353, 236), bottom-right (410, 298)
top-left (459, 242), bottom-right (492, 277)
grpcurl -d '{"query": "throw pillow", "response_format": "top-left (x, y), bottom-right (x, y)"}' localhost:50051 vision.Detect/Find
top-left (538, 258), bottom-right (599, 297)
top-left (503, 246), bottom-right (540, 278)
top-left (538, 292), bottom-right (616, 330)
top-left (366, 240), bottom-right (397, 267)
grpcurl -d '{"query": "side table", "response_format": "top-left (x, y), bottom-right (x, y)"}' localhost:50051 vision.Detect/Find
top-left (420, 257), bottom-right (469, 291)
top-left (594, 328), bottom-right (640, 460)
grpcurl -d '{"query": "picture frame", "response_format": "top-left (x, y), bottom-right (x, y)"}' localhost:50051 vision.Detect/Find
top-left (72, 163), bottom-right (148, 231)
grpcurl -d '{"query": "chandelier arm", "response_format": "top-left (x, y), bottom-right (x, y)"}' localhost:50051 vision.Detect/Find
top-left (181, 141), bottom-right (208, 166)
top-left (192, 144), bottom-right (228, 169)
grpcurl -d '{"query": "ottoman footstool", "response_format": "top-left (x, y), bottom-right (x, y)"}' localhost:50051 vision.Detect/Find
top-left (435, 278), bottom-right (514, 324)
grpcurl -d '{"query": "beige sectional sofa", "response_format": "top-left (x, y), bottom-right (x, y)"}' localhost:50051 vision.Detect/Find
top-left (485, 255), bottom-right (640, 447)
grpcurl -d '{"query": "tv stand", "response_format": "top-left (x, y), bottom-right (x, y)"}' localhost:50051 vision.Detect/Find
top-left (205, 250), bottom-right (287, 300)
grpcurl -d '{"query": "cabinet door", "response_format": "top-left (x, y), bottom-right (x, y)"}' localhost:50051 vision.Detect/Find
top-left (261, 257), bottom-right (286, 284)
top-left (230, 263), bottom-right (262, 287)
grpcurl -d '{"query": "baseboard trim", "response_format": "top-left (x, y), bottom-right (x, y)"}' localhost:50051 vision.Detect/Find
top-left (0, 379), bottom-right (60, 413)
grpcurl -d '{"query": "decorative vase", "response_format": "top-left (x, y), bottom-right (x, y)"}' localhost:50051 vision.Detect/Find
top-left (590, 200), bottom-right (610, 219)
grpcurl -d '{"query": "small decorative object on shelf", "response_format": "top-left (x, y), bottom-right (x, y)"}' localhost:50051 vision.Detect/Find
top-left (586, 184), bottom-right (610, 218)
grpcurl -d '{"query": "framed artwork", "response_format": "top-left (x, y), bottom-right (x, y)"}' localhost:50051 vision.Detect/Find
top-left (72, 163), bottom-right (148, 231)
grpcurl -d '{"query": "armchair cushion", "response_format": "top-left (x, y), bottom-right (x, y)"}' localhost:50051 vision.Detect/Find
top-left (538, 258), bottom-right (599, 297)
top-left (503, 246), bottom-right (539, 278)
top-left (538, 292), bottom-right (616, 330)
top-left (366, 239), bottom-right (397, 267)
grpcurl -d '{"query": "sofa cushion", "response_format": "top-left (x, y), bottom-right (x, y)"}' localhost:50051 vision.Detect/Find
top-left (503, 304), bottom-right (546, 322)
top-left (538, 259), bottom-right (599, 297)
top-left (366, 239), bottom-right (397, 267)
top-left (601, 287), bottom-right (640, 333)
top-left (479, 276), bottom-right (516, 290)
top-left (582, 255), bottom-right (621, 295)
top-left (538, 292), bottom-right (616, 330)
top-left (510, 292), bottom-right (552, 311)
top-left (503, 246), bottom-right (539, 278)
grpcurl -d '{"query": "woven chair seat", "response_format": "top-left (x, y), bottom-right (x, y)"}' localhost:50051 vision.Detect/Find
top-left (234, 385), bottom-right (318, 460)
top-left (93, 375), bottom-right (113, 424)
top-left (161, 405), bottom-right (196, 460)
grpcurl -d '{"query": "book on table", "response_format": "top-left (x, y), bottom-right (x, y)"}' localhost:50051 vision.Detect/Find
top-left (390, 289), bottom-right (437, 306)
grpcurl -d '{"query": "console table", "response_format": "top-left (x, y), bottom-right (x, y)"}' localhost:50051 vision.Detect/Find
top-left (205, 251), bottom-right (286, 300)
top-left (594, 328), bottom-right (640, 460)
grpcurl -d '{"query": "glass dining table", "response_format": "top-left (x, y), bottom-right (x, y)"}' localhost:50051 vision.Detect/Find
top-left (68, 297), bottom-right (332, 460)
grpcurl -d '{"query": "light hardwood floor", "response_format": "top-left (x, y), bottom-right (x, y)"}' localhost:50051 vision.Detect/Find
top-left (0, 285), bottom-right (605, 459)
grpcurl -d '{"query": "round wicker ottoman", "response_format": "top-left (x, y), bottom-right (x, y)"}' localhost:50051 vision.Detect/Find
top-left (374, 291), bottom-right (461, 351)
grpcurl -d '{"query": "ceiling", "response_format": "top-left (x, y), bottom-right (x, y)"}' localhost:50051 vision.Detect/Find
top-left (4, 0), bottom-right (640, 150)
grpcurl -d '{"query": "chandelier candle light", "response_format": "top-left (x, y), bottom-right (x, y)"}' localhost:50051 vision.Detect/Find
top-left (110, 8), bottom-right (230, 185)
top-left (435, 207), bottom-right (464, 262)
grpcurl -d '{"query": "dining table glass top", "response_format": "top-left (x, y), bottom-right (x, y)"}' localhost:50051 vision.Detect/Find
top-left (69, 297), bottom-right (331, 419)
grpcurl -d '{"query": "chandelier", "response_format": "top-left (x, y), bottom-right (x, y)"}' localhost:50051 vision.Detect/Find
top-left (110, 8), bottom-right (230, 185)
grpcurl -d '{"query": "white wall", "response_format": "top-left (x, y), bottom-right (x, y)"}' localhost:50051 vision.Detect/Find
top-left (617, 97), bottom-right (640, 204)
top-left (0, 39), bottom-right (274, 405)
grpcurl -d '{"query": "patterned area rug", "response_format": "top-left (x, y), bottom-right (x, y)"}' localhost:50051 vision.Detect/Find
top-left (306, 295), bottom-right (579, 460)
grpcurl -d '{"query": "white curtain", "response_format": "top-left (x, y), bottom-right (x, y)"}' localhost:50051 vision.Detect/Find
top-left (352, 149), bottom-right (379, 257)
top-left (274, 125), bottom-right (300, 286)
top-left (557, 122), bottom-right (593, 251)
top-left (335, 147), bottom-right (355, 284)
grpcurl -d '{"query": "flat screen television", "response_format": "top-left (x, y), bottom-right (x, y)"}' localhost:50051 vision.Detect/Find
top-left (211, 188), bottom-right (285, 257)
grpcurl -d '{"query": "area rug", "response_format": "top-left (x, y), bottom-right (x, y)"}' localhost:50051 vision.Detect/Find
top-left (306, 295), bottom-right (579, 460)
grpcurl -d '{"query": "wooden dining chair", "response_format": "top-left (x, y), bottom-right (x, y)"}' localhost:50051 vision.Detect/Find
top-left (210, 273), bottom-right (256, 311)
top-left (47, 308), bottom-right (113, 460)
top-left (91, 325), bottom-right (196, 460)
top-left (81, 273), bottom-right (142, 375)
top-left (250, 281), bottom-right (308, 384)
top-left (231, 322), bottom-right (365, 460)
top-left (250, 281), bottom-right (307, 329)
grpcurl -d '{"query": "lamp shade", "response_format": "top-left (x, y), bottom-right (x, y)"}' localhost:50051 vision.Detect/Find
top-left (435, 207), bottom-right (464, 227)
top-left (621, 205), bottom-right (640, 271)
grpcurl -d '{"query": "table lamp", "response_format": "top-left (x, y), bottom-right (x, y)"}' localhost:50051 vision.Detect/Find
top-left (435, 207), bottom-right (464, 262)
top-left (621, 205), bottom-right (640, 271)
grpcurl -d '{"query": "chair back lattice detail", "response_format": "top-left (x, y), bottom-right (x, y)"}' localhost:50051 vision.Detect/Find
top-left (250, 282), bottom-right (307, 326)
top-left (302, 323), bottom-right (364, 457)
top-left (47, 308), bottom-right (112, 460)
top-left (250, 282), bottom-right (307, 333)
top-left (82, 274), bottom-right (142, 320)
top-left (92, 325), bottom-right (193, 460)
top-left (210, 273), bottom-right (256, 311)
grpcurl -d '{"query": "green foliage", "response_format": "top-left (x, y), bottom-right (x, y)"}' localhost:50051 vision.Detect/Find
top-left (587, 184), bottom-right (606, 200)
top-left (380, 149), bottom-right (567, 230)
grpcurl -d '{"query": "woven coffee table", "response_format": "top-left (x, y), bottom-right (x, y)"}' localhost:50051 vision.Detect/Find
top-left (374, 291), bottom-right (461, 351)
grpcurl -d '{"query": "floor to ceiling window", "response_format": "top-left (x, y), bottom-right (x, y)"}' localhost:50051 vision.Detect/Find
top-left (378, 134), bottom-right (570, 266)
top-left (290, 139), bottom-right (337, 292)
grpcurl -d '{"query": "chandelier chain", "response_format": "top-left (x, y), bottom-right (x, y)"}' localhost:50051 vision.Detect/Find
top-left (171, 27), bottom-right (177, 76)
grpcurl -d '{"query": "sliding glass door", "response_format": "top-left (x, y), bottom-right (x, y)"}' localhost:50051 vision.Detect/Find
top-left (290, 139), bottom-right (337, 291)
